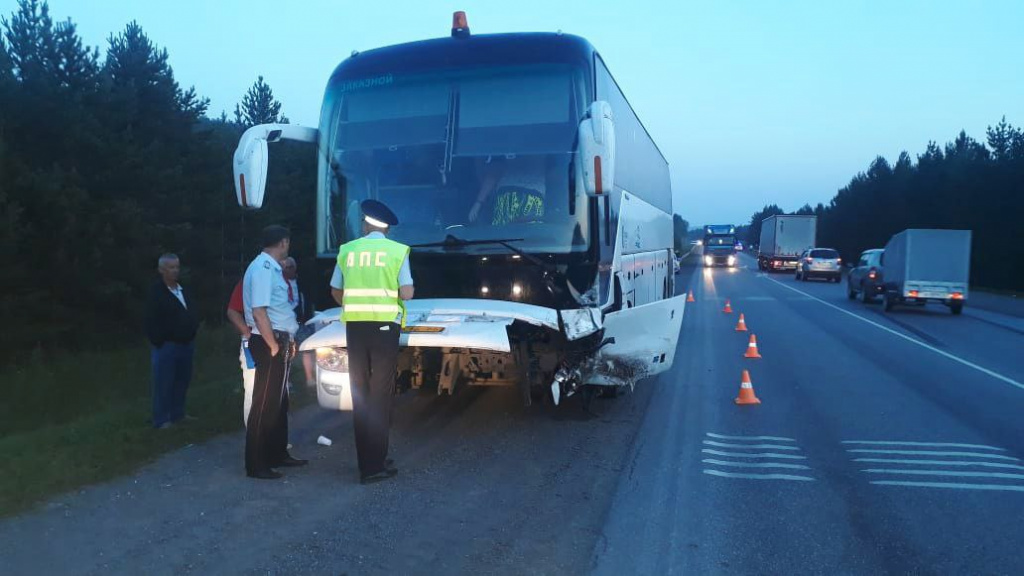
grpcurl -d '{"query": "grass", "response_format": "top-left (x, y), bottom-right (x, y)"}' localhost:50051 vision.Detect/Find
top-left (0, 326), bottom-right (312, 518)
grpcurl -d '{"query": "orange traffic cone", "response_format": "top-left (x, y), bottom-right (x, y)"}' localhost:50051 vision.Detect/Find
top-left (735, 314), bottom-right (748, 332)
top-left (744, 334), bottom-right (762, 359)
top-left (687, 290), bottom-right (695, 303)
top-left (735, 370), bottom-right (761, 405)
top-left (722, 299), bottom-right (733, 314)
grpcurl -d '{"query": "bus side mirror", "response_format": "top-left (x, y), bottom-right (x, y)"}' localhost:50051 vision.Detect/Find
top-left (578, 101), bottom-right (615, 197)
top-left (232, 123), bottom-right (319, 210)
top-left (233, 127), bottom-right (271, 209)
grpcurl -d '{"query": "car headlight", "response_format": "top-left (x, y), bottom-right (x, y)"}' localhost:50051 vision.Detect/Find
top-left (316, 347), bottom-right (349, 372)
top-left (727, 255), bottom-right (736, 266)
top-left (704, 256), bottom-right (713, 266)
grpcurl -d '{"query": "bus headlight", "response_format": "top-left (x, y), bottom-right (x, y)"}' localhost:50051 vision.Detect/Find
top-left (316, 347), bottom-right (349, 372)
top-left (704, 256), bottom-right (713, 266)
top-left (727, 255), bottom-right (737, 266)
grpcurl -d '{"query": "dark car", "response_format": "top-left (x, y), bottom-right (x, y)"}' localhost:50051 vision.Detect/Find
top-left (847, 248), bottom-right (885, 302)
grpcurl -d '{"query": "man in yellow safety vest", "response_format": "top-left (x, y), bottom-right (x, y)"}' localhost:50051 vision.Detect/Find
top-left (330, 200), bottom-right (414, 484)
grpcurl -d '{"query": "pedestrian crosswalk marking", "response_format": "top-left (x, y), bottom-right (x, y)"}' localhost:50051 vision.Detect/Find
top-left (701, 432), bottom-right (814, 482)
top-left (701, 449), bottom-right (807, 460)
top-left (853, 458), bottom-right (1024, 470)
top-left (870, 481), bottom-right (1024, 492)
top-left (707, 432), bottom-right (795, 442)
top-left (702, 440), bottom-right (800, 450)
top-left (703, 470), bottom-right (815, 482)
top-left (702, 459), bottom-right (810, 470)
top-left (846, 449), bottom-right (1019, 460)
top-left (862, 469), bottom-right (1024, 480)
top-left (842, 440), bottom-right (1006, 451)
top-left (844, 439), bottom-right (1024, 493)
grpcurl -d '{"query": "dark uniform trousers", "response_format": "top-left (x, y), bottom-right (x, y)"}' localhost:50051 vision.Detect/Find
top-left (347, 320), bottom-right (401, 476)
top-left (246, 331), bottom-right (292, 474)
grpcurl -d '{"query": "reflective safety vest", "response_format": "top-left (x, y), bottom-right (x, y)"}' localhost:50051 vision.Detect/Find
top-left (492, 187), bottom-right (544, 226)
top-left (336, 237), bottom-right (410, 325)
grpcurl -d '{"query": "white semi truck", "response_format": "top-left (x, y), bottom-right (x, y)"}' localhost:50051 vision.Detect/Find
top-left (231, 13), bottom-right (686, 410)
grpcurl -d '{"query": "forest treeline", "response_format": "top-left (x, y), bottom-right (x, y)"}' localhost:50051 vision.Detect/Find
top-left (746, 120), bottom-right (1024, 290)
top-left (0, 1), bottom-right (316, 359)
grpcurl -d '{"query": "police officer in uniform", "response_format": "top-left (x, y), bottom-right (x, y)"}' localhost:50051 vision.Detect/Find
top-left (330, 200), bottom-right (414, 484)
top-left (243, 225), bottom-right (308, 480)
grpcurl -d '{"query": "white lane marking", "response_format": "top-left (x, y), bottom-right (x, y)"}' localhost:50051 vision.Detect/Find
top-left (701, 449), bottom-right (807, 460)
top-left (853, 458), bottom-right (1024, 470)
top-left (702, 440), bottom-right (800, 450)
top-left (842, 440), bottom-right (1006, 451)
top-left (846, 449), bottom-right (1020, 460)
top-left (702, 459), bottom-right (810, 470)
top-left (703, 469), bottom-right (815, 481)
top-left (763, 276), bottom-right (1024, 392)
top-left (871, 481), bottom-right (1024, 492)
top-left (706, 432), bottom-right (796, 442)
top-left (863, 469), bottom-right (1024, 480)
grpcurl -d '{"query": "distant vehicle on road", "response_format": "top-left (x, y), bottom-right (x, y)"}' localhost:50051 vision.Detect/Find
top-left (795, 248), bottom-right (842, 282)
top-left (758, 214), bottom-right (816, 272)
top-left (702, 224), bottom-right (737, 267)
top-left (735, 241), bottom-right (744, 251)
top-left (878, 229), bottom-right (971, 315)
top-left (847, 248), bottom-right (885, 302)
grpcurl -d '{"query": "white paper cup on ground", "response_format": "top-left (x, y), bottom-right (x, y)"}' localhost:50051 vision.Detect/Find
top-left (317, 435), bottom-right (333, 447)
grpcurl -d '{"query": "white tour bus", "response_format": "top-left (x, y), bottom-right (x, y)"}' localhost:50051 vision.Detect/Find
top-left (233, 13), bottom-right (685, 410)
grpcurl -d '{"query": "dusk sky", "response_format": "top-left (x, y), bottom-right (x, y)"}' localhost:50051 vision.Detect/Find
top-left (8, 0), bottom-right (1024, 226)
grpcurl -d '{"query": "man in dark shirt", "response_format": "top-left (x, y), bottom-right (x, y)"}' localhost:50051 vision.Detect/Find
top-left (144, 253), bottom-right (199, 429)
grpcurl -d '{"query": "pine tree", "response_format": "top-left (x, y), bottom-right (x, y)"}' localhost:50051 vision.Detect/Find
top-left (0, 28), bottom-right (12, 85)
top-left (986, 116), bottom-right (1014, 162)
top-left (236, 75), bottom-right (283, 128)
top-left (1, 0), bottom-right (55, 83)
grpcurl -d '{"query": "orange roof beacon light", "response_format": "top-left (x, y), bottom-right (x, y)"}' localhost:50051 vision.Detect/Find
top-left (452, 11), bottom-right (471, 38)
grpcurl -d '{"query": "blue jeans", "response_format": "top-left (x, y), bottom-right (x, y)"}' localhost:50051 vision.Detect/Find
top-left (151, 341), bottom-right (195, 427)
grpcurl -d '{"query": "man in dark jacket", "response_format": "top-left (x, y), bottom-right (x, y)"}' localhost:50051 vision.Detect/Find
top-left (145, 253), bottom-right (199, 429)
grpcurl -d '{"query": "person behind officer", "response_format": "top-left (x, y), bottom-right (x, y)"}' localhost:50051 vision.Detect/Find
top-left (225, 279), bottom-right (255, 426)
top-left (243, 225), bottom-right (308, 480)
top-left (330, 200), bottom-right (413, 485)
top-left (282, 257), bottom-right (316, 387)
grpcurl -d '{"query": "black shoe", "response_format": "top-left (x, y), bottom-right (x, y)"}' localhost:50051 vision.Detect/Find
top-left (360, 467), bottom-right (398, 485)
top-left (248, 469), bottom-right (282, 480)
top-left (275, 456), bottom-right (308, 468)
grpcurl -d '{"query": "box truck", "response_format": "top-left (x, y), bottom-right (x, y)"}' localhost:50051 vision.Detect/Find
top-left (757, 215), bottom-right (817, 272)
top-left (880, 229), bottom-right (971, 315)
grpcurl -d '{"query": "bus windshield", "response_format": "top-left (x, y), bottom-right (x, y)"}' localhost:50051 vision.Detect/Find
top-left (319, 63), bottom-right (590, 255)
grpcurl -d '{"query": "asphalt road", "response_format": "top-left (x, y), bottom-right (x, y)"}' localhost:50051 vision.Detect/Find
top-left (2, 253), bottom-right (1022, 575)
top-left (593, 253), bottom-right (1024, 575)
